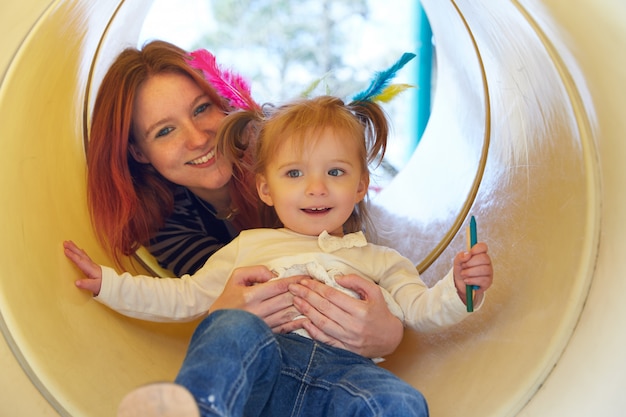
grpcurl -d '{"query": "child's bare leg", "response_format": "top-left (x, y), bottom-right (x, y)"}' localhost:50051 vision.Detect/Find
top-left (117, 382), bottom-right (199, 417)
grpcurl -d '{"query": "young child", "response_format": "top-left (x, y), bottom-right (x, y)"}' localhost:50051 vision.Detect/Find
top-left (65, 94), bottom-right (492, 417)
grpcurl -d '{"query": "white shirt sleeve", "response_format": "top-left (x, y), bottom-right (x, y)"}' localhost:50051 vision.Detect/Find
top-left (94, 238), bottom-right (241, 322)
top-left (373, 246), bottom-right (484, 332)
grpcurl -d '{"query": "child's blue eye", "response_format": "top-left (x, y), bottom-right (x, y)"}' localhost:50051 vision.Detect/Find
top-left (287, 170), bottom-right (302, 178)
top-left (328, 168), bottom-right (344, 177)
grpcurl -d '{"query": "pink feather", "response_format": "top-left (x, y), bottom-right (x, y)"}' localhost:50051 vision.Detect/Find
top-left (188, 49), bottom-right (260, 111)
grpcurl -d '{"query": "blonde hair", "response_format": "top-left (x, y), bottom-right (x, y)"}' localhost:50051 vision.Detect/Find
top-left (217, 95), bottom-right (389, 235)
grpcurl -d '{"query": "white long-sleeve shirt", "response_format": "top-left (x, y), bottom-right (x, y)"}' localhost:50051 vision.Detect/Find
top-left (96, 228), bottom-right (477, 332)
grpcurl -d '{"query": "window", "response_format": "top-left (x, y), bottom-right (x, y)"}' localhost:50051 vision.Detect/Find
top-left (139, 0), bottom-right (432, 191)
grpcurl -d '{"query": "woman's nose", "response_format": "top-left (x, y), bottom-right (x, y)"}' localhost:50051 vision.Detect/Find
top-left (185, 124), bottom-right (209, 149)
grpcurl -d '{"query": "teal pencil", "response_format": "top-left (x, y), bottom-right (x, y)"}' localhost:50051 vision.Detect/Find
top-left (466, 216), bottom-right (477, 312)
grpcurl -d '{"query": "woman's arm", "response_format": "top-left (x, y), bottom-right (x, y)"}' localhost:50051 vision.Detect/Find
top-left (287, 274), bottom-right (404, 358)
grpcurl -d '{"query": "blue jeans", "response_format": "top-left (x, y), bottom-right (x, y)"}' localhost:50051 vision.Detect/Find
top-left (175, 310), bottom-right (428, 417)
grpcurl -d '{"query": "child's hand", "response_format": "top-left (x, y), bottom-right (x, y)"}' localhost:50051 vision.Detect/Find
top-left (453, 242), bottom-right (493, 306)
top-left (63, 240), bottom-right (103, 296)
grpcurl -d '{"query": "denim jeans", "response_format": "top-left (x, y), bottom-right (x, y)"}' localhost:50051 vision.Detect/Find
top-left (175, 309), bottom-right (428, 417)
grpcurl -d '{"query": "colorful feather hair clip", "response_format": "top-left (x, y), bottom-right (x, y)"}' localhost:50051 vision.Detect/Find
top-left (299, 71), bottom-right (332, 98)
top-left (371, 83), bottom-right (415, 103)
top-left (352, 52), bottom-right (417, 103)
top-left (188, 49), bottom-right (260, 111)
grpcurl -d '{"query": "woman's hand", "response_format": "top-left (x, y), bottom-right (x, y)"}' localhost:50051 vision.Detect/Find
top-left (210, 265), bottom-right (309, 332)
top-left (288, 274), bottom-right (404, 358)
top-left (63, 240), bottom-right (103, 295)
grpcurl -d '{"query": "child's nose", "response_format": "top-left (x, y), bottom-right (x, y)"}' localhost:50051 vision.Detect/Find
top-left (306, 177), bottom-right (328, 196)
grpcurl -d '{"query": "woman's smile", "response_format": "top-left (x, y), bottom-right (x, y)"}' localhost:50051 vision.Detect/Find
top-left (186, 149), bottom-right (216, 166)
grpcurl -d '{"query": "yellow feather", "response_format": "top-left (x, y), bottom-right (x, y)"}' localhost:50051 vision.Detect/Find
top-left (372, 83), bottom-right (415, 103)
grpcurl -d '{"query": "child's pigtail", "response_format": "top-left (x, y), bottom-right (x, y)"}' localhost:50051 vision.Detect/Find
top-left (349, 100), bottom-right (389, 168)
top-left (217, 110), bottom-right (262, 162)
top-left (217, 110), bottom-right (265, 229)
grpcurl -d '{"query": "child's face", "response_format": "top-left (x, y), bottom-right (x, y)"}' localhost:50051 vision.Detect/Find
top-left (257, 127), bottom-right (368, 237)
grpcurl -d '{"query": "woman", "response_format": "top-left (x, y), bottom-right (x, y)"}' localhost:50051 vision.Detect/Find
top-left (85, 40), bottom-right (402, 357)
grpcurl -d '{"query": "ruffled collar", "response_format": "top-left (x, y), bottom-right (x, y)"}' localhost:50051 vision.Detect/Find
top-left (317, 230), bottom-right (367, 253)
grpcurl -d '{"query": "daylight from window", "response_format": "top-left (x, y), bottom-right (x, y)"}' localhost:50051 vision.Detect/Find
top-left (139, 0), bottom-right (426, 191)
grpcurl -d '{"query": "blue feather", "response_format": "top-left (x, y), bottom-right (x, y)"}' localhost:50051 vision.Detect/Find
top-left (352, 52), bottom-right (417, 102)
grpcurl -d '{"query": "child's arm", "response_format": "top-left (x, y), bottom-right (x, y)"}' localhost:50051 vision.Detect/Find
top-left (63, 240), bottom-right (103, 295)
top-left (453, 242), bottom-right (493, 306)
top-left (63, 240), bottom-right (229, 322)
top-left (373, 242), bottom-right (493, 333)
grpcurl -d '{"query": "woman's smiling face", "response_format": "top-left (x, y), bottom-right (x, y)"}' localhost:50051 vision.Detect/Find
top-left (130, 72), bottom-right (233, 197)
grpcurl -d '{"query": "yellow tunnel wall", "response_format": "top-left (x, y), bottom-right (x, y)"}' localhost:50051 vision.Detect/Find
top-left (0, 1), bottom-right (625, 416)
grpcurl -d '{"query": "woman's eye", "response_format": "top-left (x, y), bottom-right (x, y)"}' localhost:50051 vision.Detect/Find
top-left (328, 168), bottom-right (344, 177)
top-left (155, 127), bottom-right (174, 138)
top-left (286, 170), bottom-right (302, 178)
top-left (194, 102), bottom-right (210, 116)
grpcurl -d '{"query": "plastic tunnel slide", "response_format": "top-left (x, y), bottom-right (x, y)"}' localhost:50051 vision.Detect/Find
top-left (0, 0), bottom-right (625, 416)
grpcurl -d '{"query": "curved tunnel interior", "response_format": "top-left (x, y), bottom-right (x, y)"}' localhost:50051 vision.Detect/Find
top-left (1, 1), bottom-right (625, 416)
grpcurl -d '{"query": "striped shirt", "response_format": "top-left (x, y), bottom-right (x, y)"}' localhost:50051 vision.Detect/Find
top-left (147, 186), bottom-right (237, 276)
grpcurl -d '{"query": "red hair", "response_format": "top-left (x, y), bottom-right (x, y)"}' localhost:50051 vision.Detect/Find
top-left (87, 40), bottom-right (260, 268)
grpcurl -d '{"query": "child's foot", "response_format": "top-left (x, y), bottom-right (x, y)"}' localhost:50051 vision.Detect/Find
top-left (117, 382), bottom-right (200, 417)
